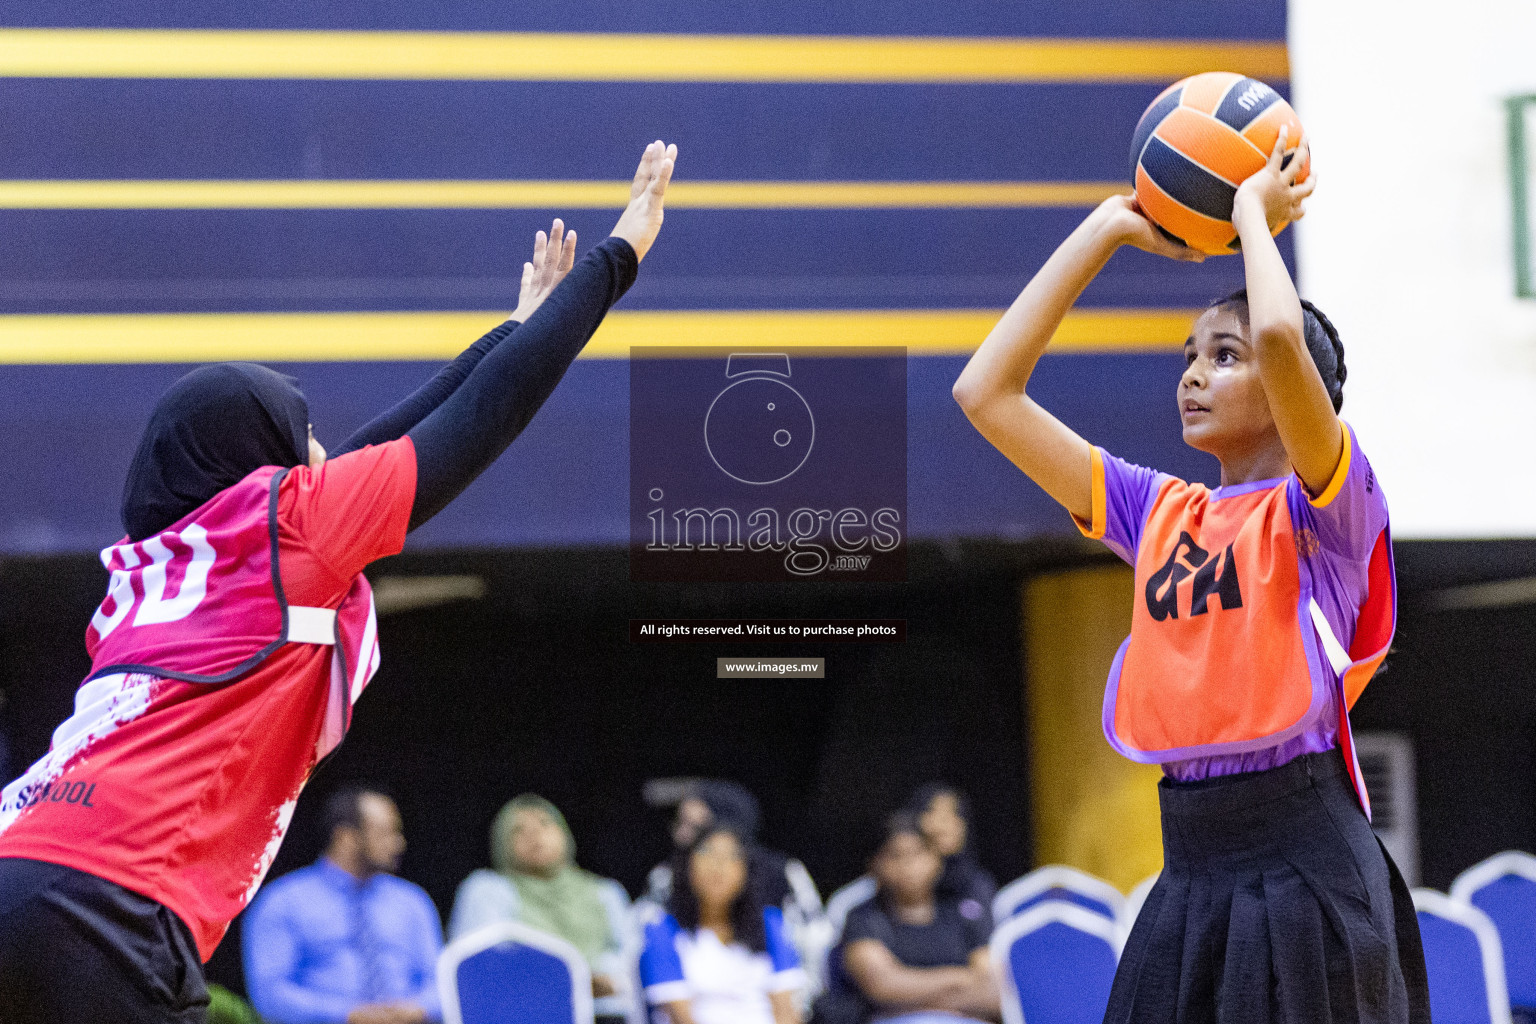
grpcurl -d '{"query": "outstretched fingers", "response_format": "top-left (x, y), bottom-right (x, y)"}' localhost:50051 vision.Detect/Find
top-left (649, 146), bottom-right (677, 200)
top-left (519, 260), bottom-right (535, 303)
top-left (510, 217), bottom-right (576, 321)
top-left (532, 229), bottom-right (548, 274)
top-left (611, 139), bottom-right (677, 262)
top-left (631, 140), bottom-right (661, 199)
top-left (546, 219), bottom-right (564, 264)
top-left (540, 219), bottom-right (567, 287)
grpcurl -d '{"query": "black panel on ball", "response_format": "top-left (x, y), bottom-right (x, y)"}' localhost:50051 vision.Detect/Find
top-left (1128, 85), bottom-right (1185, 183)
top-left (1139, 136), bottom-right (1239, 220)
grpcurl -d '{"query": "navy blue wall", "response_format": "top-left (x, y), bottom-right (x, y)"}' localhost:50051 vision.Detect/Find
top-left (1, 353), bottom-right (1230, 552)
top-left (0, 3), bottom-right (1284, 552)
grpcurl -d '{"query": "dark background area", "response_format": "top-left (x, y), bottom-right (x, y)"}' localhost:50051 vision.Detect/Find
top-left (1, 538), bottom-right (1534, 997)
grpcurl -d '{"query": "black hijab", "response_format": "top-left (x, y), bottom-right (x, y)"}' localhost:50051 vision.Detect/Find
top-left (121, 363), bottom-right (309, 541)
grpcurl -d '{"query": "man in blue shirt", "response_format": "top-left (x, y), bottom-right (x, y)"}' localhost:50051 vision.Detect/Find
top-left (244, 788), bottom-right (443, 1024)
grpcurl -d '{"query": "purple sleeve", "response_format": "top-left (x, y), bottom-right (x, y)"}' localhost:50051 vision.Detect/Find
top-left (1072, 447), bottom-right (1167, 565)
top-left (1288, 422), bottom-right (1388, 560)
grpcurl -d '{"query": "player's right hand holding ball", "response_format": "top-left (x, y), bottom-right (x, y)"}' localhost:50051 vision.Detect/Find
top-left (1231, 126), bottom-right (1315, 238)
top-left (610, 139), bottom-right (677, 262)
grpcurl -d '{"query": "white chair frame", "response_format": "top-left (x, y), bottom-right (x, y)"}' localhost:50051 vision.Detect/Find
top-left (989, 898), bottom-right (1123, 1024)
top-left (992, 865), bottom-right (1125, 925)
top-left (1412, 888), bottom-right (1513, 1024)
top-left (1117, 872), bottom-right (1160, 947)
top-left (825, 875), bottom-right (877, 936)
top-left (1451, 851), bottom-right (1536, 905)
top-left (438, 919), bottom-right (596, 1024)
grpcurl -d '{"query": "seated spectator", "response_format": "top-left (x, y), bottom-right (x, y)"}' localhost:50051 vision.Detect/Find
top-left (448, 794), bottom-right (635, 1024)
top-left (838, 813), bottom-right (999, 1024)
top-left (640, 822), bottom-right (806, 1024)
top-left (645, 779), bottom-right (822, 920)
top-left (906, 783), bottom-right (998, 913)
top-left (244, 788), bottom-right (442, 1024)
top-left (645, 779), bottom-right (827, 996)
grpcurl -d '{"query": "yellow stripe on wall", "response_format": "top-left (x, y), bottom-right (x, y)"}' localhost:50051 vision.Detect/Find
top-left (0, 308), bottom-right (1198, 364)
top-left (0, 29), bottom-right (1289, 83)
top-left (0, 179), bottom-right (1127, 210)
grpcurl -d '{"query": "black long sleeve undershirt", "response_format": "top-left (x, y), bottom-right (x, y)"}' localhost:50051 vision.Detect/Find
top-left (329, 319), bottom-right (518, 459)
top-left (404, 236), bottom-right (638, 530)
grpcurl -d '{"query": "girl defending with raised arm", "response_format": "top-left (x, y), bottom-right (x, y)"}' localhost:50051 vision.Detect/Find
top-left (0, 143), bottom-right (675, 1024)
top-left (954, 131), bottom-right (1428, 1024)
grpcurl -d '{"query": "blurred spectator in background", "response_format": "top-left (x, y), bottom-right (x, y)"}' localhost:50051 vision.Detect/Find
top-left (646, 780), bottom-right (826, 976)
top-left (822, 783), bottom-right (996, 969)
top-left (640, 821), bottom-right (806, 1024)
top-left (448, 794), bottom-right (636, 1024)
top-left (646, 780), bottom-right (820, 915)
top-left (835, 812), bottom-right (998, 1024)
top-left (906, 783), bottom-right (997, 913)
top-left (244, 789), bottom-right (442, 1024)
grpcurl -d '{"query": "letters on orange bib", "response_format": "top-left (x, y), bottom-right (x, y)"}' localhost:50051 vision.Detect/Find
top-left (1104, 476), bottom-right (1376, 763)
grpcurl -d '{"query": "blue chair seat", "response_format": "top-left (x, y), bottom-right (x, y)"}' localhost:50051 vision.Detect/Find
top-left (990, 899), bottom-right (1120, 1024)
top-left (439, 921), bottom-right (595, 1024)
top-left (1413, 888), bottom-right (1512, 1024)
top-left (1453, 852), bottom-right (1536, 1016)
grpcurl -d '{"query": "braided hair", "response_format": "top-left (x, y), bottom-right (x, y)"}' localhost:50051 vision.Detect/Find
top-left (1213, 290), bottom-right (1347, 412)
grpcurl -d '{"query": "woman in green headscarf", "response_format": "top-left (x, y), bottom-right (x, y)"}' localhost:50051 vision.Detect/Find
top-left (449, 794), bottom-right (636, 1023)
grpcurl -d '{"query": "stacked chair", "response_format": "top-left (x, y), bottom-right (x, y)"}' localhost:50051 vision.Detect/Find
top-left (1452, 852), bottom-right (1536, 1023)
top-left (1413, 888), bottom-right (1512, 1024)
top-left (992, 864), bottom-right (1126, 923)
top-left (428, 850), bottom-right (1536, 1024)
top-left (824, 874), bottom-right (878, 938)
top-left (990, 866), bottom-right (1124, 1024)
top-left (438, 921), bottom-right (596, 1024)
top-left (1117, 873), bottom-right (1159, 947)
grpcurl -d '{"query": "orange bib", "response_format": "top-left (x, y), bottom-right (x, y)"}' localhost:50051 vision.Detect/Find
top-left (1106, 478), bottom-right (1329, 762)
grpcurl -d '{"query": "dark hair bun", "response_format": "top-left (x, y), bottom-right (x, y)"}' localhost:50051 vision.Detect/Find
top-left (1212, 290), bottom-right (1346, 412)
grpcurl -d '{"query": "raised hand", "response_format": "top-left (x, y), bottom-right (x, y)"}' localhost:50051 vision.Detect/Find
top-left (1095, 193), bottom-right (1206, 262)
top-left (1233, 125), bottom-right (1316, 234)
top-left (510, 218), bottom-right (578, 323)
top-left (610, 139), bottom-right (677, 262)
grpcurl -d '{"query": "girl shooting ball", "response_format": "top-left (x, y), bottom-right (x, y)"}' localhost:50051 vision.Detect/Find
top-left (953, 128), bottom-right (1429, 1023)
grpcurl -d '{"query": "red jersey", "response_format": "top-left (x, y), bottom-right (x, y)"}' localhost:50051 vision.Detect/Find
top-left (0, 439), bottom-right (416, 960)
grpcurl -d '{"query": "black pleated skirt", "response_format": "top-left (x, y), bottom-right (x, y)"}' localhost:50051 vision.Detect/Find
top-left (1104, 749), bottom-right (1430, 1024)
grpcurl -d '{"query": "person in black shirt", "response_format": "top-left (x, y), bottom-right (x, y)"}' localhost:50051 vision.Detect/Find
top-left (838, 813), bottom-right (999, 1024)
top-left (905, 784), bottom-right (997, 916)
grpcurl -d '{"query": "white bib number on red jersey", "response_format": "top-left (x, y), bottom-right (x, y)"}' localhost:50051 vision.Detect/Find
top-left (91, 526), bottom-right (217, 640)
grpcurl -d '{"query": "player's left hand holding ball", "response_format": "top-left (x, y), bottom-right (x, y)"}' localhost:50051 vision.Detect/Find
top-left (1233, 126), bottom-right (1316, 235)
